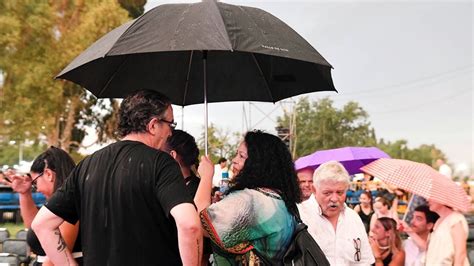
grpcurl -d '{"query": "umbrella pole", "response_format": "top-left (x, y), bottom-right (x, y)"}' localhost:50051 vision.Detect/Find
top-left (203, 51), bottom-right (208, 156)
top-left (181, 106), bottom-right (184, 130)
top-left (402, 194), bottom-right (415, 222)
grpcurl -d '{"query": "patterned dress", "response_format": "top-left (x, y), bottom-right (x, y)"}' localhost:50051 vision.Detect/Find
top-left (200, 188), bottom-right (296, 265)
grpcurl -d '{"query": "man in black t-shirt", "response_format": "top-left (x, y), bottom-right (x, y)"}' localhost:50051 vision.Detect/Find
top-left (32, 90), bottom-right (203, 265)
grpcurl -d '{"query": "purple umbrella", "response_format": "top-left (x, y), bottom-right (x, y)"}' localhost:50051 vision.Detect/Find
top-left (294, 147), bottom-right (390, 175)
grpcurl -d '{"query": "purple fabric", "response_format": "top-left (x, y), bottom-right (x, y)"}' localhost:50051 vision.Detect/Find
top-left (294, 147), bottom-right (390, 175)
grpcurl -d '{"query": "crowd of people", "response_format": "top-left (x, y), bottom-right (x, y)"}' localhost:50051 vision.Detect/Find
top-left (2, 89), bottom-right (470, 266)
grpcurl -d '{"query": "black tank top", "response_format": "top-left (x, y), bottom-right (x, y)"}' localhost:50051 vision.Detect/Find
top-left (27, 227), bottom-right (82, 256)
top-left (357, 207), bottom-right (374, 233)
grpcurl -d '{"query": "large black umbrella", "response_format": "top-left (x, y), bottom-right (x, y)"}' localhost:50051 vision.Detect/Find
top-left (57, 0), bottom-right (337, 152)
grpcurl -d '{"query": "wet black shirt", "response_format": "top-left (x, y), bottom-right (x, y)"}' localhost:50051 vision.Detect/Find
top-left (46, 141), bottom-right (193, 266)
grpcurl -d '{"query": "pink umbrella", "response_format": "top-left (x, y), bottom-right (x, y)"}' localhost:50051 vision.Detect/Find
top-left (361, 158), bottom-right (470, 213)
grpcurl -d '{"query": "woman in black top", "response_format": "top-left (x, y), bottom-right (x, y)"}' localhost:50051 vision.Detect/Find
top-left (8, 146), bottom-right (82, 265)
top-left (164, 129), bottom-right (201, 196)
top-left (165, 129), bottom-right (211, 265)
top-left (353, 191), bottom-right (374, 233)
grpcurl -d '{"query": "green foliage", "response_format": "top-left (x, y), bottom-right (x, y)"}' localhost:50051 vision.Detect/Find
top-left (0, 0), bottom-right (129, 151)
top-left (118, 0), bottom-right (146, 18)
top-left (0, 141), bottom-right (47, 166)
top-left (198, 123), bottom-right (240, 164)
top-left (277, 97), bottom-right (376, 158)
top-left (277, 97), bottom-right (447, 165)
top-left (377, 139), bottom-right (446, 166)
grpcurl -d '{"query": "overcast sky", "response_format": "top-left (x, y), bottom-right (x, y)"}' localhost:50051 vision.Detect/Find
top-left (137, 1), bottom-right (473, 173)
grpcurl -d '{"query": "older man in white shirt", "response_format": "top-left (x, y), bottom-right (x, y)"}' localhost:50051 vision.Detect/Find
top-left (298, 161), bottom-right (374, 265)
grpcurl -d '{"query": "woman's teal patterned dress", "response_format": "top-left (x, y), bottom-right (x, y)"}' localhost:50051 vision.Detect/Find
top-left (200, 188), bottom-right (296, 265)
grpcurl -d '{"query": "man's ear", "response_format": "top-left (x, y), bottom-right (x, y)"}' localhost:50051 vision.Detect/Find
top-left (169, 150), bottom-right (177, 160)
top-left (427, 222), bottom-right (435, 232)
top-left (147, 117), bottom-right (159, 135)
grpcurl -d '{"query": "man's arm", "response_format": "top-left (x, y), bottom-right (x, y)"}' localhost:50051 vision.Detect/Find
top-left (31, 207), bottom-right (77, 266)
top-left (451, 221), bottom-right (468, 266)
top-left (170, 203), bottom-right (202, 266)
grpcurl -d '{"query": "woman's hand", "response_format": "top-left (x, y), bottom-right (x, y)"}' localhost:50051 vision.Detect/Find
top-left (198, 156), bottom-right (214, 181)
top-left (8, 172), bottom-right (32, 194)
top-left (212, 191), bottom-right (223, 203)
top-left (369, 236), bottom-right (382, 259)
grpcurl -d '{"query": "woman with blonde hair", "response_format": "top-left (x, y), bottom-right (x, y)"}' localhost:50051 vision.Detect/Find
top-left (369, 217), bottom-right (405, 266)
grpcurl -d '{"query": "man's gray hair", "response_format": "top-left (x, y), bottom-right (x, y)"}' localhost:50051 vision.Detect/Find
top-left (313, 160), bottom-right (350, 188)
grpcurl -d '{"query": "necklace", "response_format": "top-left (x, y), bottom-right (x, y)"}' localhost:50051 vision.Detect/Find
top-left (376, 242), bottom-right (390, 250)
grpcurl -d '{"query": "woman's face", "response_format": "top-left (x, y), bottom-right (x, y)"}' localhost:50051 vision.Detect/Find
top-left (31, 169), bottom-right (55, 198)
top-left (427, 199), bottom-right (443, 213)
top-left (231, 141), bottom-right (248, 176)
top-left (359, 193), bottom-right (371, 205)
top-left (370, 220), bottom-right (389, 241)
top-left (373, 200), bottom-right (388, 214)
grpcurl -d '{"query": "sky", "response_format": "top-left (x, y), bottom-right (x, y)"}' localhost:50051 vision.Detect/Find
top-left (137, 0), bottom-right (473, 174)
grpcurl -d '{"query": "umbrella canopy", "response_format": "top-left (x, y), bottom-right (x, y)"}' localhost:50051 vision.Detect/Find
top-left (57, 0), bottom-right (336, 105)
top-left (361, 158), bottom-right (470, 213)
top-left (294, 147), bottom-right (390, 175)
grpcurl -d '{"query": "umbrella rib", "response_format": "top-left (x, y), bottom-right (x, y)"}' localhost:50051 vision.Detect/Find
top-left (182, 50), bottom-right (194, 106)
top-left (97, 55), bottom-right (129, 97)
top-left (210, 1), bottom-right (234, 50)
top-left (251, 53), bottom-right (274, 102)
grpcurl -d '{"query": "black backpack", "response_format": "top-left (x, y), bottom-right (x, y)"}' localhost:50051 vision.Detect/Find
top-left (254, 208), bottom-right (330, 266)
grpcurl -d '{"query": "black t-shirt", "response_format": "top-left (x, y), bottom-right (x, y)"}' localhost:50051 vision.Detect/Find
top-left (46, 141), bottom-right (193, 266)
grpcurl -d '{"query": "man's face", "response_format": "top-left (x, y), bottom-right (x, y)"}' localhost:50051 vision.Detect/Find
top-left (219, 161), bottom-right (227, 169)
top-left (410, 211), bottom-right (431, 234)
top-left (297, 169), bottom-right (314, 201)
top-left (155, 105), bottom-right (174, 150)
top-left (314, 180), bottom-right (347, 219)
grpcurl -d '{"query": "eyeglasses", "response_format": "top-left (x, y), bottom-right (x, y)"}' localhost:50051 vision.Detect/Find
top-left (353, 238), bottom-right (361, 262)
top-left (160, 118), bottom-right (177, 129)
top-left (30, 172), bottom-right (44, 189)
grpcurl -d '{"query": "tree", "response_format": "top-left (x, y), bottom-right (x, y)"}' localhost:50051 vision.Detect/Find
top-left (118, 0), bottom-right (146, 18)
top-left (0, 1), bottom-right (130, 154)
top-left (197, 123), bottom-right (240, 164)
top-left (277, 97), bottom-right (377, 158)
top-left (277, 97), bottom-right (448, 165)
top-left (378, 138), bottom-right (447, 166)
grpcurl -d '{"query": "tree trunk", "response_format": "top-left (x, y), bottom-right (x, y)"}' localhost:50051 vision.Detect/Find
top-left (60, 95), bottom-right (80, 150)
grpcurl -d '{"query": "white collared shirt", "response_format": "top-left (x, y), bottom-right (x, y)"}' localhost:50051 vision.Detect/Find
top-left (297, 194), bottom-right (375, 266)
top-left (403, 237), bottom-right (424, 266)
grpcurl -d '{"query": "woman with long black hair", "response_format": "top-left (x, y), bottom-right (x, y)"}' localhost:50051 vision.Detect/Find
top-left (197, 130), bottom-right (302, 265)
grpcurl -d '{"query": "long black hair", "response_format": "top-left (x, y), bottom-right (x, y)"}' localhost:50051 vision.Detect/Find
top-left (30, 146), bottom-right (76, 192)
top-left (229, 130), bottom-right (302, 213)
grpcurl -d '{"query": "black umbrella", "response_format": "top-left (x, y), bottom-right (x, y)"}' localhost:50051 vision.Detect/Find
top-left (57, 0), bottom-right (337, 153)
